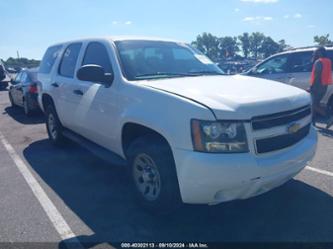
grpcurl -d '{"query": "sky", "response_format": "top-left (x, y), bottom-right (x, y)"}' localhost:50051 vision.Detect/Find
top-left (0, 0), bottom-right (332, 60)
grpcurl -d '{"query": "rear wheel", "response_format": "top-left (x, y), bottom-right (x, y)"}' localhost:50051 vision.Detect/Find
top-left (8, 92), bottom-right (16, 107)
top-left (127, 135), bottom-right (182, 214)
top-left (45, 104), bottom-right (66, 146)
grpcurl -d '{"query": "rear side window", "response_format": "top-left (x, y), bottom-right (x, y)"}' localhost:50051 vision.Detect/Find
top-left (39, 45), bottom-right (62, 74)
top-left (290, 52), bottom-right (313, 73)
top-left (82, 42), bottom-right (112, 73)
top-left (59, 43), bottom-right (82, 78)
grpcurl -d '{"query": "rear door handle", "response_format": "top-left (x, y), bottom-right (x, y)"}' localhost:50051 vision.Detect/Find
top-left (51, 82), bottom-right (59, 87)
top-left (73, 89), bottom-right (84, 96)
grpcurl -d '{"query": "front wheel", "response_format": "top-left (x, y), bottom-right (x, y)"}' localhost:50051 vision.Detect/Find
top-left (127, 135), bottom-right (182, 214)
top-left (23, 99), bottom-right (32, 117)
top-left (45, 104), bottom-right (65, 146)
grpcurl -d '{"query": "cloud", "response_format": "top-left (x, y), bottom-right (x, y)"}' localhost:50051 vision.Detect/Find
top-left (234, 8), bottom-right (240, 12)
top-left (240, 0), bottom-right (278, 3)
top-left (283, 13), bottom-right (302, 19)
top-left (112, 20), bottom-right (133, 25)
top-left (243, 16), bottom-right (273, 22)
top-left (307, 24), bottom-right (316, 28)
top-left (243, 17), bottom-right (255, 21)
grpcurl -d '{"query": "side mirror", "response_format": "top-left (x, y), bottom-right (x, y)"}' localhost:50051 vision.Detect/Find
top-left (10, 78), bottom-right (17, 85)
top-left (248, 67), bottom-right (258, 75)
top-left (76, 64), bottom-right (113, 85)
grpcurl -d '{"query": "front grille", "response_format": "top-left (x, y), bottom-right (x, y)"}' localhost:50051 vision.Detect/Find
top-left (256, 124), bottom-right (310, 154)
top-left (252, 105), bottom-right (311, 130)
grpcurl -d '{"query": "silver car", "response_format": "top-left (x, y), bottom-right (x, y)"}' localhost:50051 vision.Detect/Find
top-left (245, 47), bottom-right (333, 113)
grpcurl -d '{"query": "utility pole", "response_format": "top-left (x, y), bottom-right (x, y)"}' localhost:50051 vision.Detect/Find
top-left (17, 50), bottom-right (20, 59)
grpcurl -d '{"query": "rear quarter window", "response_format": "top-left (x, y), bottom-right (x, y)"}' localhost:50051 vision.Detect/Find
top-left (39, 45), bottom-right (62, 74)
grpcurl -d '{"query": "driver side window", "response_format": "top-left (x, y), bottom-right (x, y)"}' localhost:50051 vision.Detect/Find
top-left (256, 55), bottom-right (289, 75)
top-left (82, 42), bottom-right (113, 74)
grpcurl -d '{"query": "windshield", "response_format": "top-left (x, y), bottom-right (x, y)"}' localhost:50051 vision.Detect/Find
top-left (115, 40), bottom-right (224, 81)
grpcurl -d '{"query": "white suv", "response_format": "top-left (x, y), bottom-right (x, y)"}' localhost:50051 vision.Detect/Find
top-left (38, 37), bottom-right (317, 213)
top-left (246, 47), bottom-right (333, 112)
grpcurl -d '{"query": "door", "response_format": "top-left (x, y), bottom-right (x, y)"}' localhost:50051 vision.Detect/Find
top-left (287, 51), bottom-right (313, 90)
top-left (10, 72), bottom-right (22, 105)
top-left (251, 54), bottom-right (291, 83)
top-left (53, 42), bottom-right (83, 130)
top-left (17, 72), bottom-right (31, 106)
top-left (74, 41), bottom-right (119, 151)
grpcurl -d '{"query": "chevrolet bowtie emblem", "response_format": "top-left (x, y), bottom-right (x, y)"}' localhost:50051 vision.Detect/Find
top-left (287, 123), bottom-right (301, 134)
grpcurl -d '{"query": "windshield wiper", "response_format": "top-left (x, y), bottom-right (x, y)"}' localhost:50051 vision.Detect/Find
top-left (187, 70), bottom-right (225, 76)
top-left (134, 72), bottom-right (195, 79)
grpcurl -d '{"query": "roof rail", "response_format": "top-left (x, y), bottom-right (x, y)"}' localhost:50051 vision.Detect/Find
top-left (287, 45), bottom-right (333, 51)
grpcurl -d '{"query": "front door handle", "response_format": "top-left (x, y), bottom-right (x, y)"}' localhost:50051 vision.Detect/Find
top-left (51, 82), bottom-right (59, 88)
top-left (73, 89), bottom-right (84, 96)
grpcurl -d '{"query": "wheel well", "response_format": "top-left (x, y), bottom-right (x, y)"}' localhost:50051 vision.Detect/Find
top-left (122, 123), bottom-right (171, 157)
top-left (42, 94), bottom-right (54, 110)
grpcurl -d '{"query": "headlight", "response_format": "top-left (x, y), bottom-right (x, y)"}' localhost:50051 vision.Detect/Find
top-left (191, 120), bottom-right (249, 153)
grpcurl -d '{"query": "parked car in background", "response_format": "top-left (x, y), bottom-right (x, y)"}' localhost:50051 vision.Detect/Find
top-left (38, 37), bottom-right (316, 213)
top-left (0, 61), bottom-right (9, 90)
top-left (8, 68), bottom-right (40, 116)
top-left (244, 46), bottom-right (333, 113)
top-left (218, 59), bottom-right (257, 75)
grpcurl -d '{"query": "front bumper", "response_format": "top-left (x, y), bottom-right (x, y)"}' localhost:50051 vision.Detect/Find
top-left (173, 126), bottom-right (317, 204)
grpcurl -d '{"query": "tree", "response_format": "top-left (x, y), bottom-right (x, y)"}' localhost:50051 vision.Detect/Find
top-left (219, 36), bottom-right (239, 59)
top-left (260, 36), bottom-right (280, 58)
top-left (191, 32), bottom-right (220, 61)
top-left (238, 32), bottom-right (250, 59)
top-left (278, 39), bottom-right (289, 51)
top-left (5, 57), bottom-right (40, 69)
top-left (314, 34), bottom-right (333, 46)
top-left (249, 32), bottom-right (265, 60)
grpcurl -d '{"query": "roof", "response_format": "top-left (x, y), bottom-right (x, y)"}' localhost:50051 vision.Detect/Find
top-left (48, 36), bottom-right (186, 47)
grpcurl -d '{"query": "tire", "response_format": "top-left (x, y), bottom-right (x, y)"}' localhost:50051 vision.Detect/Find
top-left (23, 99), bottom-right (32, 117)
top-left (327, 98), bottom-right (333, 116)
top-left (127, 135), bottom-right (182, 214)
top-left (8, 92), bottom-right (16, 107)
top-left (45, 104), bottom-right (65, 146)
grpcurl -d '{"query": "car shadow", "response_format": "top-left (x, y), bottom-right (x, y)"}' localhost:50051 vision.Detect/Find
top-left (22, 140), bottom-right (333, 248)
top-left (3, 106), bottom-right (44, 125)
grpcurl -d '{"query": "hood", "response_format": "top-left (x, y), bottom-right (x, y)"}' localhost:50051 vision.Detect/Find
top-left (142, 75), bottom-right (311, 120)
